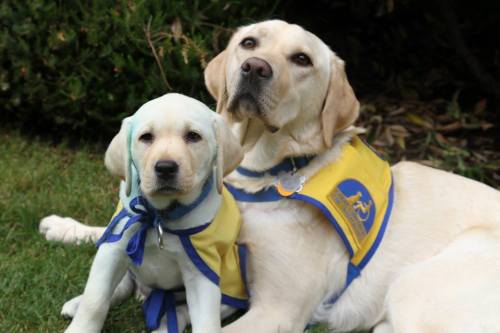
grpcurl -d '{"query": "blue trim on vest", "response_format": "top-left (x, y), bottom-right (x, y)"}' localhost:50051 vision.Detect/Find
top-left (179, 235), bottom-right (221, 286)
top-left (225, 183), bottom-right (283, 202)
top-left (179, 235), bottom-right (249, 309)
top-left (236, 155), bottom-right (315, 178)
top-left (221, 294), bottom-right (249, 309)
top-left (325, 262), bottom-right (360, 305)
top-left (238, 244), bottom-right (250, 297)
top-left (289, 192), bottom-right (355, 257)
top-left (325, 175), bottom-right (394, 305)
top-left (358, 179), bottom-right (394, 270)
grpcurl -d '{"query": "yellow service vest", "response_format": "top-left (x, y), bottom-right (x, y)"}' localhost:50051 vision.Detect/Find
top-left (175, 186), bottom-right (248, 306)
top-left (97, 186), bottom-right (248, 310)
top-left (227, 136), bottom-right (394, 302)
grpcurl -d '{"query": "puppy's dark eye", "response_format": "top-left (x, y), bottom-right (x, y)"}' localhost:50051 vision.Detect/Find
top-left (139, 133), bottom-right (154, 143)
top-left (240, 37), bottom-right (257, 50)
top-left (291, 52), bottom-right (312, 67)
top-left (185, 131), bottom-right (202, 143)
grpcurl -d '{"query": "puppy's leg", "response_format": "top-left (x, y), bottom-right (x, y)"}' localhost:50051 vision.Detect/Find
top-left (180, 264), bottom-right (222, 333)
top-left (39, 215), bottom-right (105, 244)
top-left (61, 272), bottom-right (135, 319)
top-left (65, 243), bottom-right (129, 333)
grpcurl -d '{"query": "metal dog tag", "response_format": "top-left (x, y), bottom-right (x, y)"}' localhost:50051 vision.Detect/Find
top-left (276, 172), bottom-right (305, 197)
top-left (156, 224), bottom-right (165, 249)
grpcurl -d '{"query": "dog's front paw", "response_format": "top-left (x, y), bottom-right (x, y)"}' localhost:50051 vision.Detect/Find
top-left (61, 295), bottom-right (81, 319)
top-left (39, 215), bottom-right (91, 244)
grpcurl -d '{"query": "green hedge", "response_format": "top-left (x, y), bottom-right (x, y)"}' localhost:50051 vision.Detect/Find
top-left (0, 0), bottom-right (277, 138)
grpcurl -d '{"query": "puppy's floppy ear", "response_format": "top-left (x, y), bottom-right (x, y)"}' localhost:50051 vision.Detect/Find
top-left (104, 117), bottom-right (133, 195)
top-left (321, 54), bottom-right (360, 148)
top-left (204, 50), bottom-right (228, 113)
top-left (213, 113), bottom-right (243, 193)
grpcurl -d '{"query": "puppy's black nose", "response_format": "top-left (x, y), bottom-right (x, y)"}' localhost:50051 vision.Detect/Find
top-left (155, 160), bottom-right (179, 180)
top-left (241, 57), bottom-right (273, 79)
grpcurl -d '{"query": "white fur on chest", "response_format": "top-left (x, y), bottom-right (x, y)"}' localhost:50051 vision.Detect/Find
top-left (128, 230), bottom-right (186, 290)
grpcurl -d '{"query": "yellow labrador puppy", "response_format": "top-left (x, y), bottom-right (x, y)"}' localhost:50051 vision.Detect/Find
top-left (59, 93), bottom-right (246, 333)
top-left (41, 20), bottom-right (500, 333)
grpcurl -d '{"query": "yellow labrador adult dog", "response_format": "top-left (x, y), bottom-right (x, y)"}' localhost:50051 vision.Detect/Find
top-left (41, 20), bottom-right (500, 333)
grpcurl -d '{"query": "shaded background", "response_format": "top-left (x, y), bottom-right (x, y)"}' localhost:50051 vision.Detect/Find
top-left (1, 0), bottom-right (499, 185)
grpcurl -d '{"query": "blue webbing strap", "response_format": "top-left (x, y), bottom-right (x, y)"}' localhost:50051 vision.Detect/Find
top-left (224, 183), bottom-right (282, 202)
top-left (143, 289), bottom-right (179, 332)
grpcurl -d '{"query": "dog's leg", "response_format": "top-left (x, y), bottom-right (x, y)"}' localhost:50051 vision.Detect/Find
top-left (39, 215), bottom-right (105, 244)
top-left (180, 264), bottom-right (222, 333)
top-left (65, 243), bottom-right (129, 333)
top-left (61, 272), bottom-right (135, 319)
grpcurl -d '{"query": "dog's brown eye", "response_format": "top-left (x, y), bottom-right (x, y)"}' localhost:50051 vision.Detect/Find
top-left (139, 133), bottom-right (154, 143)
top-left (185, 131), bottom-right (202, 143)
top-left (240, 37), bottom-right (257, 50)
top-left (291, 52), bottom-right (312, 67)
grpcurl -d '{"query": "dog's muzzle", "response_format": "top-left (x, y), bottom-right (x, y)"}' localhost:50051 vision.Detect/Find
top-left (240, 57), bottom-right (273, 81)
top-left (153, 160), bottom-right (180, 193)
top-left (228, 57), bottom-right (273, 117)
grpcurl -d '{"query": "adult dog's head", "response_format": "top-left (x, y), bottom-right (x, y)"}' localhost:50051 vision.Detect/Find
top-left (205, 20), bottom-right (359, 151)
top-left (104, 93), bottom-right (242, 208)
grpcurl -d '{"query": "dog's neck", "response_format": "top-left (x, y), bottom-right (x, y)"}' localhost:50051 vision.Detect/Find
top-left (235, 117), bottom-right (327, 172)
top-left (226, 123), bottom-right (361, 193)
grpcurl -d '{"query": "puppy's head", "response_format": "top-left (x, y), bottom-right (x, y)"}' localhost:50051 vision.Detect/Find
top-left (105, 93), bottom-right (242, 208)
top-left (205, 20), bottom-right (359, 148)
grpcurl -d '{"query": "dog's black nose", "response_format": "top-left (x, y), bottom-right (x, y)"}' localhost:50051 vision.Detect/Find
top-left (155, 160), bottom-right (179, 180)
top-left (241, 57), bottom-right (273, 79)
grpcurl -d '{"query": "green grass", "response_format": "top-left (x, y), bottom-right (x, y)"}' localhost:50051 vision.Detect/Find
top-left (0, 130), bottom-right (329, 332)
top-left (0, 131), bottom-right (143, 332)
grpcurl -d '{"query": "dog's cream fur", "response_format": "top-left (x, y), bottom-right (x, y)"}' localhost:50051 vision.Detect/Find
top-left (61, 93), bottom-right (242, 333)
top-left (41, 20), bottom-right (500, 333)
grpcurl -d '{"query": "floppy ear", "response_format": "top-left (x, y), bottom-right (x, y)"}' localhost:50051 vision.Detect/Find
top-left (321, 55), bottom-right (360, 148)
top-left (213, 113), bottom-right (243, 193)
top-left (104, 117), bottom-right (133, 195)
top-left (204, 50), bottom-right (228, 113)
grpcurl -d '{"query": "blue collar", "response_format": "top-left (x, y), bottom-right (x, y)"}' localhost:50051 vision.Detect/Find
top-left (225, 183), bottom-right (282, 202)
top-left (131, 175), bottom-right (214, 222)
top-left (236, 155), bottom-right (315, 178)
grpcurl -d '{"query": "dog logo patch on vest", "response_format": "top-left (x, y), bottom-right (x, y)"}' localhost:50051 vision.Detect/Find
top-left (329, 179), bottom-right (376, 242)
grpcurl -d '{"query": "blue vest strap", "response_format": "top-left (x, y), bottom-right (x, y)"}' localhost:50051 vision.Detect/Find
top-left (96, 209), bottom-right (139, 248)
top-left (143, 289), bottom-right (178, 332)
top-left (126, 222), bottom-right (149, 266)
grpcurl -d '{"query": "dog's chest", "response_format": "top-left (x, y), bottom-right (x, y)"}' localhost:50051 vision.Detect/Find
top-left (129, 230), bottom-right (184, 290)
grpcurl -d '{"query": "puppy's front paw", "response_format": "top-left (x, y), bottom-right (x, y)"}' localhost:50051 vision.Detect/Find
top-left (61, 295), bottom-right (81, 319)
top-left (39, 215), bottom-right (91, 244)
